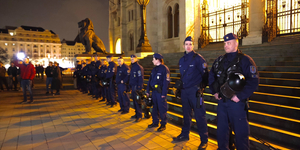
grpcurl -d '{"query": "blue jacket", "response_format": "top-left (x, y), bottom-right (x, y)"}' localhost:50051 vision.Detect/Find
top-left (208, 51), bottom-right (259, 100)
top-left (146, 64), bottom-right (170, 96)
top-left (105, 61), bottom-right (117, 80)
top-left (179, 51), bottom-right (208, 89)
top-left (129, 62), bottom-right (144, 90)
top-left (116, 64), bottom-right (130, 84)
top-left (98, 65), bottom-right (107, 79)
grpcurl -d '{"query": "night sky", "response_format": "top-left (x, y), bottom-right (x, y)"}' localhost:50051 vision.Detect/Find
top-left (0, 0), bottom-right (110, 49)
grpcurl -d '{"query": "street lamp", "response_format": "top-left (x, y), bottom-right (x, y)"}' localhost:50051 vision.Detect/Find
top-left (136, 0), bottom-right (152, 53)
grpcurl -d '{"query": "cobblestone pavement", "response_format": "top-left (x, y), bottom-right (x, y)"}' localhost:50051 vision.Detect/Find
top-left (0, 82), bottom-right (218, 150)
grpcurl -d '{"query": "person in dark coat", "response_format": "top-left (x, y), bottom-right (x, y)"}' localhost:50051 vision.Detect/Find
top-left (45, 62), bottom-right (54, 94)
top-left (51, 62), bottom-right (62, 95)
top-left (0, 61), bottom-right (9, 91)
top-left (7, 62), bottom-right (19, 91)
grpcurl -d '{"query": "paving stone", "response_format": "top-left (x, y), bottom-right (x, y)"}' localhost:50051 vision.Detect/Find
top-left (0, 81), bottom-right (217, 150)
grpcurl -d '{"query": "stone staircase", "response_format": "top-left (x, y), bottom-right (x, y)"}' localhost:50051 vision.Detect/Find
top-left (136, 34), bottom-right (300, 149)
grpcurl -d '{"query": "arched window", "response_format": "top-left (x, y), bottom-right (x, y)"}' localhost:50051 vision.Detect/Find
top-left (174, 4), bottom-right (179, 37)
top-left (167, 6), bottom-right (173, 38)
top-left (129, 34), bottom-right (134, 51)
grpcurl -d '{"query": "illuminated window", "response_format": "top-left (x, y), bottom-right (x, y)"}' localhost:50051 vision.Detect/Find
top-left (10, 32), bottom-right (13, 36)
top-left (115, 38), bottom-right (121, 54)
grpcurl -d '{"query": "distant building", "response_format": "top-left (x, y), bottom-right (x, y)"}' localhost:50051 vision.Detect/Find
top-left (0, 25), bottom-right (61, 63)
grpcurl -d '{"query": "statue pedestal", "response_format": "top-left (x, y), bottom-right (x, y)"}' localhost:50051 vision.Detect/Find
top-left (135, 52), bottom-right (154, 58)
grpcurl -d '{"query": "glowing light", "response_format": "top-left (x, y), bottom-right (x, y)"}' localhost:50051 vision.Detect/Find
top-left (5, 64), bottom-right (10, 69)
top-left (5, 43), bottom-right (7, 46)
top-left (17, 52), bottom-right (25, 60)
top-left (115, 38), bottom-right (121, 54)
top-left (10, 32), bottom-right (13, 36)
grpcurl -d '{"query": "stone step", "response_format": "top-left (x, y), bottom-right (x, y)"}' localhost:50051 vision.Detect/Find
top-left (143, 69), bottom-right (300, 87)
top-left (165, 100), bottom-right (300, 149)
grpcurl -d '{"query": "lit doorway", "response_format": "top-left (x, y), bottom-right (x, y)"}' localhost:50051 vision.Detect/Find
top-left (201, 0), bottom-right (249, 42)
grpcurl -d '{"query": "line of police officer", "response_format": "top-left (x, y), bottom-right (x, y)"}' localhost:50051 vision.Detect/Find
top-left (73, 33), bottom-right (258, 150)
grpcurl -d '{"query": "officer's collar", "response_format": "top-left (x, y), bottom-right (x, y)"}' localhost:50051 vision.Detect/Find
top-left (184, 50), bottom-right (195, 56)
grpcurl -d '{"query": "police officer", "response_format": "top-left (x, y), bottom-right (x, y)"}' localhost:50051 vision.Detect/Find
top-left (129, 55), bottom-right (144, 122)
top-left (173, 36), bottom-right (209, 150)
top-left (209, 33), bottom-right (259, 150)
top-left (81, 61), bottom-right (88, 93)
top-left (105, 55), bottom-right (118, 107)
top-left (94, 57), bottom-right (102, 100)
top-left (146, 53), bottom-right (170, 132)
top-left (98, 60), bottom-right (109, 102)
top-left (89, 58), bottom-right (98, 97)
top-left (116, 57), bottom-right (130, 113)
top-left (82, 60), bottom-right (91, 94)
top-left (73, 61), bottom-right (82, 91)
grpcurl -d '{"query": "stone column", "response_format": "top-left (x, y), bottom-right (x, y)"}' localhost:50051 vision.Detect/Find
top-left (242, 0), bottom-right (265, 45)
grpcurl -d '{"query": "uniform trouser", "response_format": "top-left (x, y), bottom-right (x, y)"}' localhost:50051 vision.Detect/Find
top-left (152, 90), bottom-right (168, 125)
top-left (95, 83), bottom-right (102, 99)
top-left (107, 83), bottom-right (116, 104)
top-left (81, 80), bottom-right (88, 93)
top-left (117, 84), bottom-right (130, 112)
top-left (181, 86), bottom-right (208, 143)
top-left (87, 81), bottom-right (92, 94)
top-left (0, 77), bottom-right (9, 90)
top-left (217, 99), bottom-right (249, 150)
top-left (46, 77), bottom-right (53, 93)
top-left (102, 86), bottom-right (108, 101)
top-left (76, 78), bottom-right (81, 90)
top-left (91, 80), bottom-right (97, 95)
top-left (21, 79), bottom-right (33, 102)
top-left (131, 86), bottom-right (142, 119)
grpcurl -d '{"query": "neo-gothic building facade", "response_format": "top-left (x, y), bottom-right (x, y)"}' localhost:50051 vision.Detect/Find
top-left (109, 0), bottom-right (300, 55)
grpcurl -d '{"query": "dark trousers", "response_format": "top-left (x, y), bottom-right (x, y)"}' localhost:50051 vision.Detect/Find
top-left (21, 80), bottom-right (33, 102)
top-left (131, 86), bottom-right (142, 119)
top-left (181, 86), bottom-right (208, 143)
top-left (0, 76), bottom-right (9, 90)
top-left (102, 86), bottom-right (108, 101)
top-left (107, 82), bottom-right (116, 104)
top-left (217, 99), bottom-right (249, 150)
top-left (152, 90), bottom-right (168, 125)
top-left (46, 77), bottom-right (53, 93)
top-left (10, 76), bottom-right (18, 90)
top-left (117, 84), bottom-right (130, 112)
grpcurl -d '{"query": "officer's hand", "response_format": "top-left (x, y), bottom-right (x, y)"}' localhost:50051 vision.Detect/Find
top-left (121, 80), bottom-right (123, 83)
top-left (214, 93), bottom-right (222, 100)
top-left (146, 93), bottom-right (149, 97)
top-left (161, 96), bottom-right (165, 98)
top-left (231, 95), bottom-right (240, 103)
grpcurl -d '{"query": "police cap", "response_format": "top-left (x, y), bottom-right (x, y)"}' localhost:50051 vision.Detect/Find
top-left (224, 33), bottom-right (238, 42)
top-left (184, 36), bottom-right (193, 43)
top-left (153, 53), bottom-right (163, 59)
top-left (130, 54), bottom-right (137, 58)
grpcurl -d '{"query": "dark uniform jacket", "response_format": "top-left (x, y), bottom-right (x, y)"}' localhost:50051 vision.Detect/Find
top-left (146, 64), bottom-right (170, 97)
top-left (179, 51), bottom-right (208, 89)
top-left (208, 51), bottom-right (259, 100)
top-left (116, 64), bottom-right (130, 85)
top-left (129, 62), bottom-right (144, 90)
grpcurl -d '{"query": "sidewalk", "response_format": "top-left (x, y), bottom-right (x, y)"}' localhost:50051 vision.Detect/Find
top-left (0, 83), bottom-right (217, 150)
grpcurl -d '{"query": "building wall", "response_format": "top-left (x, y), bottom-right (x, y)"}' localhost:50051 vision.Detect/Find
top-left (0, 27), bottom-right (61, 61)
top-left (109, 0), bottom-right (187, 56)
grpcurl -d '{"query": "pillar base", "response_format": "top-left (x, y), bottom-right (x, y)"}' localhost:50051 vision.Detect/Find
top-left (242, 32), bottom-right (263, 46)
